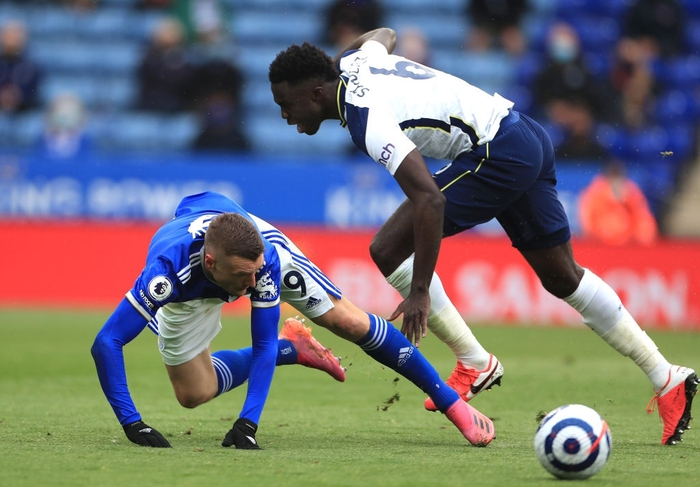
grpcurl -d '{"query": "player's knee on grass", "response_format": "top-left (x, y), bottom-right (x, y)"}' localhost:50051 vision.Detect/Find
top-left (174, 388), bottom-right (214, 409)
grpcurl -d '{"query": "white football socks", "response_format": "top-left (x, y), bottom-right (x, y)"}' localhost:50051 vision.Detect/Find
top-left (563, 268), bottom-right (670, 389)
top-left (386, 255), bottom-right (490, 369)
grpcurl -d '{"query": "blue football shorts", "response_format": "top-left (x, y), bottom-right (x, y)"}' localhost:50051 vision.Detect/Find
top-left (433, 110), bottom-right (571, 251)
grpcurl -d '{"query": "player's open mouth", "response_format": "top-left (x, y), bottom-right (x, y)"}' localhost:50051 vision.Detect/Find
top-left (296, 124), bottom-right (304, 134)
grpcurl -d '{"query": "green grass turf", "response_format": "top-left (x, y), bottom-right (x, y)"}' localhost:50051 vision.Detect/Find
top-left (0, 308), bottom-right (698, 487)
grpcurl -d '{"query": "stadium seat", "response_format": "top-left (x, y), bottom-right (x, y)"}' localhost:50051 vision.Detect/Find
top-left (656, 90), bottom-right (700, 125)
top-left (686, 21), bottom-right (700, 53)
top-left (381, 0), bottom-right (463, 15)
top-left (238, 44), bottom-right (291, 82)
top-left (500, 85), bottom-right (533, 114)
top-left (514, 52), bottom-right (544, 86)
top-left (431, 50), bottom-right (515, 95)
top-left (31, 39), bottom-right (141, 75)
top-left (11, 110), bottom-right (44, 148)
top-left (227, 0), bottom-right (333, 10)
top-left (247, 114), bottom-right (352, 156)
top-left (568, 15), bottom-right (620, 54)
top-left (241, 82), bottom-right (277, 117)
top-left (232, 10), bottom-right (322, 46)
top-left (388, 12), bottom-right (467, 50)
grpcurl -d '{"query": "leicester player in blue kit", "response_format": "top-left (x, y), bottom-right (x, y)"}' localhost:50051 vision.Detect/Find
top-left (91, 191), bottom-right (495, 449)
top-left (269, 28), bottom-right (697, 446)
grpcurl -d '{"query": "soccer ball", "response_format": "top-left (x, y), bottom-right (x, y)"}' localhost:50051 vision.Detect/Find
top-left (534, 404), bottom-right (612, 480)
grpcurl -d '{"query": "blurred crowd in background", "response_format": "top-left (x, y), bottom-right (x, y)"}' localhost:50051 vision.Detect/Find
top-left (0, 0), bottom-right (698, 237)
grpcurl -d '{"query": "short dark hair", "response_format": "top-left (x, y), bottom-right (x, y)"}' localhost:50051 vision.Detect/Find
top-left (204, 213), bottom-right (264, 261)
top-left (269, 42), bottom-right (338, 85)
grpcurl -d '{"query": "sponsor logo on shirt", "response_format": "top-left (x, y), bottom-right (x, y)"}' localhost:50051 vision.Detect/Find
top-left (378, 143), bottom-right (395, 166)
top-left (148, 276), bottom-right (173, 301)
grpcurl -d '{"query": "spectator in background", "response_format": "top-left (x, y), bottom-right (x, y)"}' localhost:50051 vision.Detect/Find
top-left (394, 27), bottom-right (431, 66)
top-left (170, 0), bottom-right (236, 60)
top-left (465, 0), bottom-right (529, 56)
top-left (607, 0), bottom-right (684, 130)
top-left (324, 0), bottom-right (385, 51)
top-left (138, 0), bottom-right (175, 9)
top-left (190, 60), bottom-right (250, 152)
top-left (39, 92), bottom-right (92, 160)
top-left (532, 22), bottom-right (613, 161)
top-left (136, 17), bottom-right (194, 113)
top-left (578, 159), bottom-right (658, 246)
top-left (609, 37), bottom-right (659, 129)
top-left (0, 20), bottom-right (41, 114)
top-left (621, 0), bottom-right (686, 59)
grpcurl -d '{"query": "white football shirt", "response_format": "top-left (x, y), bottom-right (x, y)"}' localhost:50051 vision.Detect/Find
top-left (337, 40), bottom-right (514, 175)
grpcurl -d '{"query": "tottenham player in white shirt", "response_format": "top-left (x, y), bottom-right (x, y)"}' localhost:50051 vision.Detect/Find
top-left (269, 27), bottom-right (697, 445)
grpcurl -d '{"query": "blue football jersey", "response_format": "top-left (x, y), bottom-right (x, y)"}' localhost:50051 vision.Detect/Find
top-left (125, 191), bottom-right (281, 329)
top-left (92, 191), bottom-right (282, 427)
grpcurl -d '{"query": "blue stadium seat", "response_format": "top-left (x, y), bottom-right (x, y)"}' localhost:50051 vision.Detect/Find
top-left (656, 89), bottom-right (700, 125)
top-left (94, 112), bottom-right (200, 151)
top-left (0, 113), bottom-right (16, 146)
top-left (500, 85), bottom-right (534, 114)
top-left (568, 15), bottom-right (620, 54)
top-left (40, 75), bottom-right (99, 107)
top-left (31, 39), bottom-right (141, 75)
top-left (388, 12), bottom-right (467, 50)
top-left (431, 50), bottom-right (515, 95)
top-left (655, 55), bottom-right (700, 90)
top-left (228, 0), bottom-right (333, 10)
top-left (381, 0), bottom-right (463, 15)
top-left (26, 7), bottom-right (80, 39)
top-left (681, 0), bottom-right (700, 18)
top-left (77, 8), bottom-right (135, 40)
top-left (247, 114), bottom-right (352, 156)
top-left (241, 82), bottom-right (277, 117)
top-left (686, 21), bottom-right (700, 54)
top-left (555, 0), bottom-right (629, 20)
top-left (521, 14), bottom-right (551, 53)
top-left (514, 52), bottom-right (544, 86)
top-left (232, 10), bottom-right (322, 46)
top-left (11, 110), bottom-right (44, 148)
top-left (237, 45), bottom-right (286, 79)
top-left (41, 74), bottom-right (137, 110)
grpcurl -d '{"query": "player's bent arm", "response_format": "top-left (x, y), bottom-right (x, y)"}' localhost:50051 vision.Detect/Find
top-left (332, 27), bottom-right (396, 64)
top-left (238, 305), bottom-right (280, 426)
top-left (92, 298), bottom-right (171, 447)
top-left (91, 297), bottom-right (150, 426)
top-left (393, 149), bottom-right (445, 295)
top-left (391, 149), bottom-right (445, 344)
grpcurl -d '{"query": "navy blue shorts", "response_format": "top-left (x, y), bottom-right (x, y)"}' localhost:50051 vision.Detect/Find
top-left (433, 110), bottom-right (571, 250)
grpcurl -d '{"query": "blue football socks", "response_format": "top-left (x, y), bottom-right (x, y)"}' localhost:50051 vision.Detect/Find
top-left (356, 313), bottom-right (459, 411)
top-left (211, 339), bottom-right (298, 396)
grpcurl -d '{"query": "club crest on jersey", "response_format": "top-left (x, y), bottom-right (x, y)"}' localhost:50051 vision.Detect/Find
top-left (148, 276), bottom-right (173, 301)
top-left (187, 214), bottom-right (218, 238)
top-left (255, 271), bottom-right (279, 300)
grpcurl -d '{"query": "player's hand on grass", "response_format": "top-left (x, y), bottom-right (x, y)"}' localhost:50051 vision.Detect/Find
top-left (123, 420), bottom-right (171, 448)
top-left (222, 418), bottom-right (260, 449)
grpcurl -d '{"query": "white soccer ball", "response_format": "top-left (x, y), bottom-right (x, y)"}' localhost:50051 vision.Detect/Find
top-left (534, 404), bottom-right (612, 480)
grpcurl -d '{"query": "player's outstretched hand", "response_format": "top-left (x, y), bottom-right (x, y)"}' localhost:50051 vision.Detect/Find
top-left (123, 420), bottom-right (171, 447)
top-left (222, 418), bottom-right (260, 449)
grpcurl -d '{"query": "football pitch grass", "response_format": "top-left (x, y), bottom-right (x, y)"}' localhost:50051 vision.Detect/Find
top-left (1, 308), bottom-right (698, 487)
